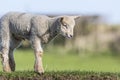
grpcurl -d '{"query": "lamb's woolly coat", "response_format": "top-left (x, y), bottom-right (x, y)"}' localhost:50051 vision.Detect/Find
top-left (0, 12), bottom-right (60, 47)
top-left (0, 12), bottom-right (76, 73)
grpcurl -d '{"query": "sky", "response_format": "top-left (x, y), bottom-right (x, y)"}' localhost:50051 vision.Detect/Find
top-left (0, 0), bottom-right (120, 24)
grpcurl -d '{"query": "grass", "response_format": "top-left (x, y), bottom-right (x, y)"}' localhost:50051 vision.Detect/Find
top-left (0, 48), bottom-right (120, 72)
top-left (0, 48), bottom-right (120, 79)
top-left (0, 71), bottom-right (119, 80)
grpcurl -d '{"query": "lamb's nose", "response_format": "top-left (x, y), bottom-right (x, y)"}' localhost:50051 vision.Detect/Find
top-left (70, 35), bottom-right (73, 38)
top-left (68, 34), bottom-right (73, 38)
top-left (66, 33), bottom-right (73, 38)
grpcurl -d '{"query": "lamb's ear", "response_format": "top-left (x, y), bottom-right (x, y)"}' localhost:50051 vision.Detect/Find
top-left (60, 17), bottom-right (64, 23)
top-left (59, 17), bottom-right (64, 24)
top-left (71, 16), bottom-right (80, 19)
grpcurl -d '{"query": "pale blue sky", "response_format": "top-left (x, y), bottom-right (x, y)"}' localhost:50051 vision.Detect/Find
top-left (0, 0), bottom-right (120, 24)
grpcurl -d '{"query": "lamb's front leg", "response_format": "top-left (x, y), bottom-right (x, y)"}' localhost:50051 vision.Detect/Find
top-left (34, 50), bottom-right (44, 74)
top-left (31, 37), bottom-right (44, 74)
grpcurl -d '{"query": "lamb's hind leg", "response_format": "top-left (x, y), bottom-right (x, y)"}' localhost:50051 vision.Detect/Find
top-left (0, 16), bottom-right (11, 72)
top-left (9, 37), bottom-right (22, 71)
top-left (0, 48), bottom-right (11, 72)
top-left (8, 49), bottom-right (15, 71)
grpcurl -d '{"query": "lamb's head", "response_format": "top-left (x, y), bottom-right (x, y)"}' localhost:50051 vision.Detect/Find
top-left (58, 16), bottom-right (78, 38)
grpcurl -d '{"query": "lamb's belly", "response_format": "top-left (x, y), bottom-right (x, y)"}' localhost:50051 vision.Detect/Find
top-left (12, 32), bottom-right (30, 40)
top-left (10, 25), bottom-right (30, 40)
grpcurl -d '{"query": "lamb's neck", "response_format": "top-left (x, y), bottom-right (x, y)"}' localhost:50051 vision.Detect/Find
top-left (40, 18), bottom-right (60, 44)
top-left (48, 18), bottom-right (60, 41)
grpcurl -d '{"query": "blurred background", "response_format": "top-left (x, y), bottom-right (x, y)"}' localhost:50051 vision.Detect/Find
top-left (0, 0), bottom-right (120, 72)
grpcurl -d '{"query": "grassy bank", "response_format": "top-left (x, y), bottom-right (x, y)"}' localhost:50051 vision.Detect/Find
top-left (0, 49), bottom-right (120, 72)
top-left (0, 49), bottom-right (120, 79)
top-left (0, 71), bottom-right (119, 80)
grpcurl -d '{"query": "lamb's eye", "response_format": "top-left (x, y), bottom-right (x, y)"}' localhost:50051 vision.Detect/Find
top-left (64, 25), bottom-right (68, 29)
top-left (63, 24), bottom-right (68, 29)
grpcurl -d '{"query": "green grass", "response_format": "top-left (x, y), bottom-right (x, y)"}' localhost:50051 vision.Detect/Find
top-left (0, 49), bottom-right (120, 73)
top-left (0, 49), bottom-right (120, 79)
top-left (0, 71), bottom-right (119, 80)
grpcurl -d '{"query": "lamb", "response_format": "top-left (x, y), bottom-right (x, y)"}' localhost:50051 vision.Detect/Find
top-left (0, 12), bottom-right (78, 74)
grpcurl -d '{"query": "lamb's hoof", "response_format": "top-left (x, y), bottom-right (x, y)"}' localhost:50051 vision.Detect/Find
top-left (34, 68), bottom-right (44, 75)
top-left (35, 71), bottom-right (44, 75)
top-left (3, 67), bottom-right (12, 73)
